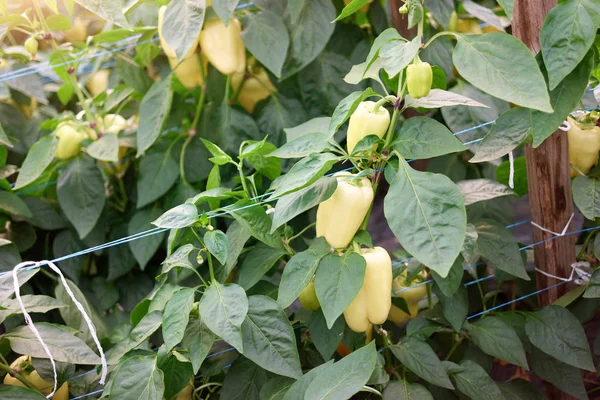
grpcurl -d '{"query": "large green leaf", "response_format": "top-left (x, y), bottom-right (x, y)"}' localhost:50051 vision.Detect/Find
top-left (393, 117), bottom-right (466, 159)
top-left (0, 386), bottom-right (47, 399)
top-left (449, 360), bottom-right (504, 400)
top-left (136, 150), bottom-right (180, 208)
top-left (57, 156), bottom-right (105, 238)
top-left (0, 294), bottom-right (64, 324)
top-left (152, 203), bottom-right (198, 229)
top-left (241, 10), bottom-right (289, 77)
top-left (86, 133), bottom-right (119, 162)
top-left (529, 346), bottom-right (588, 399)
top-left (467, 316), bottom-right (529, 369)
top-left (315, 251), bottom-right (366, 328)
top-left (282, 361), bottom-right (333, 400)
top-left (241, 295), bottom-right (302, 379)
top-left (74, 0), bottom-right (131, 28)
top-left (453, 33), bottom-right (552, 112)
top-left (475, 219), bottom-right (529, 280)
top-left (384, 157), bottom-right (466, 277)
top-left (0, 191), bottom-right (32, 218)
top-left (524, 305), bottom-right (595, 371)
top-left (212, 0), bottom-right (239, 25)
top-left (110, 355), bottom-right (164, 400)
top-left (308, 310), bottom-right (344, 361)
top-left (238, 245), bottom-right (286, 290)
top-left (304, 341), bottom-right (377, 400)
top-left (269, 152), bottom-right (339, 199)
top-left (199, 282), bottom-right (248, 352)
top-left (390, 337), bottom-right (454, 389)
top-left (382, 381), bottom-right (433, 400)
top-left (182, 315), bottom-right (214, 374)
top-left (14, 135), bottom-right (58, 190)
top-left (380, 37), bottom-right (421, 78)
top-left (163, 288), bottom-right (195, 352)
top-left (106, 311), bottom-right (163, 364)
top-left (432, 284), bottom-right (468, 332)
top-left (128, 207), bottom-right (166, 270)
top-left (540, 0), bottom-right (596, 90)
top-left (230, 199), bottom-right (283, 248)
top-left (136, 79), bottom-right (173, 156)
top-left (220, 357), bottom-right (268, 400)
top-left (572, 176), bottom-right (600, 220)
top-left (161, 0), bottom-right (206, 60)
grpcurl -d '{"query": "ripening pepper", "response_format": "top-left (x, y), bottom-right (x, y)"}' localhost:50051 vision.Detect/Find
top-left (299, 279), bottom-right (320, 311)
top-left (388, 269), bottom-right (427, 324)
top-left (55, 122), bottom-right (90, 159)
top-left (346, 101), bottom-right (391, 153)
top-left (406, 61), bottom-right (433, 99)
top-left (388, 303), bottom-right (419, 324)
top-left (448, 11), bottom-right (459, 31)
top-left (343, 0), bottom-right (373, 12)
top-left (64, 16), bottom-right (89, 43)
top-left (163, 380), bottom-right (194, 400)
top-left (199, 18), bottom-right (246, 75)
top-left (231, 67), bottom-right (277, 113)
top-left (3, 355), bottom-right (69, 400)
top-left (568, 116), bottom-right (600, 177)
top-left (158, 6), bottom-right (206, 89)
top-left (24, 37), bottom-right (38, 56)
top-left (87, 69), bottom-right (110, 98)
top-left (457, 18), bottom-right (483, 34)
top-left (316, 172), bottom-right (374, 249)
top-left (343, 247), bottom-right (393, 332)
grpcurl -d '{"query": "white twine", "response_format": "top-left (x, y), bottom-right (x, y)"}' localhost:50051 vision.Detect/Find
top-left (508, 151), bottom-right (515, 189)
top-left (558, 119), bottom-right (571, 132)
top-left (534, 261), bottom-right (592, 286)
top-left (12, 260), bottom-right (107, 399)
top-left (530, 213), bottom-right (574, 237)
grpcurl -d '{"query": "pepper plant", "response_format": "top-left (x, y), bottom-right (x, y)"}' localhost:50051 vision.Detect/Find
top-left (0, 0), bottom-right (600, 399)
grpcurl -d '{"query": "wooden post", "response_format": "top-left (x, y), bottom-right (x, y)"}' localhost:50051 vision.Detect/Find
top-left (513, 2), bottom-right (577, 399)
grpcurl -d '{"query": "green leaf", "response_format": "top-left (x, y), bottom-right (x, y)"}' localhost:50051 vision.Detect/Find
top-left (271, 177), bottom-right (337, 232)
top-left (0, 294), bottom-right (64, 324)
top-left (334, 0), bottom-right (372, 21)
top-left (572, 176), bottom-right (600, 220)
top-left (153, 203), bottom-right (198, 229)
top-left (380, 37), bottom-right (421, 77)
top-left (529, 346), bottom-right (588, 399)
top-left (110, 355), bottom-right (164, 400)
top-left (405, 88), bottom-right (489, 109)
top-left (22, 196), bottom-right (68, 231)
top-left (6, 323), bottom-right (101, 364)
top-left (212, 0), bottom-right (239, 25)
top-left (470, 107), bottom-right (533, 162)
top-left (14, 135), bottom-right (58, 190)
top-left (430, 256), bottom-right (463, 297)
top-left (384, 157), bottom-right (466, 277)
top-left (199, 282), bottom-right (248, 352)
top-left (453, 33), bottom-right (552, 113)
top-left (136, 79), bottom-right (173, 156)
top-left (246, 142), bottom-right (282, 180)
top-left (458, 179), bottom-right (515, 206)
top-left (74, 0), bottom-right (131, 28)
top-left (57, 156), bottom-right (105, 238)
top-left (204, 229), bottom-right (229, 265)
top-left (584, 268), bottom-right (600, 298)
top-left (241, 10), bottom-right (289, 77)
top-left (0, 191), bottom-right (32, 218)
top-left (260, 377), bottom-right (295, 400)
top-left (241, 295), bottom-right (303, 379)
top-left (304, 341), bottom-right (377, 400)
top-left (270, 153), bottom-right (339, 199)
top-left (406, 317), bottom-right (440, 340)
top-left (382, 381), bottom-right (433, 400)
top-left (159, 244), bottom-right (196, 279)
top-left (46, 14), bottom-right (71, 30)
top-left (390, 337), bottom-right (454, 389)
top-left (217, 221), bottom-right (252, 282)
top-left (0, 268), bottom-right (38, 303)
top-left (230, 199), bottom-right (283, 248)
top-left (268, 132), bottom-right (330, 159)
top-left (201, 139), bottom-right (233, 166)
top-left (475, 219), bottom-right (529, 280)
top-left (497, 157), bottom-right (528, 196)
top-left (257, 95), bottom-right (308, 147)
top-left (393, 117), bottom-right (466, 159)
top-left (282, 361), bottom-right (333, 400)
top-left (432, 284), bottom-right (468, 332)
top-left (277, 237), bottom-right (330, 308)
top-left (467, 316), bottom-right (529, 369)
top-left (106, 311), bottom-right (163, 364)
top-left (328, 89), bottom-right (376, 137)
top-left (239, 245), bottom-right (285, 290)
top-left (128, 207), bottom-right (166, 270)
top-left (163, 288), bottom-right (195, 352)
top-left (315, 251), bottom-right (366, 328)
top-left (498, 379), bottom-right (547, 400)
top-left (540, 0), bottom-right (596, 90)
top-left (281, 0), bottom-right (335, 79)
top-left (496, 0), bottom-right (514, 19)
top-left (0, 121), bottom-right (13, 148)
top-left (309, 309), bottom-right (344, 361)
top-left (86, 133), bottom-right (119, 162)
top-left (157, 351), bottom-right (193, 400)
top-left (462, 1), bottom-right (504, 31)
top-left (182, 315), bottom-right (214, 374)
top-left (284, 117), bottom-right (330, 142)
top-left (449, 360), bottom-right (504, 400)
top-left (220, 356), bottom-right (268, 400)
top-left (137, 151), bottom-right (180, 208)
top-left (524, 305), bottom-right (595, 371)
top-left (0, 386), bottom-right (47, 399)
top-left (161, 0), bottom-right (206, 60)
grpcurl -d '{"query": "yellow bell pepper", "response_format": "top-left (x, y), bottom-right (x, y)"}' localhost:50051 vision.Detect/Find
top-left (343, 0), bottom-right (373, 12)
top-left (388, 303), bottom-right (419, 324)
top-left (24, 37), bottom-right (38, 56)
top-left (55, 122), bottom-right (90, 160)
top-left (457, 19), bottom-right (483, 34)
top-left (299, 279), bottom-right (320, 311)
top-left (316, 172), bottom-right (374, 249)
top-left (346, 100), bottom-right (390, 153)
top-left (388, 269), bottom-right (427, 324)
top-left (3, 355), bottom-right (69, 400)
top-left (158, 6), bottom-right (206, 89)
top-left (199, 18), bottom-right (246, 75)
top-left (343, 247), bottom-right (393, 332)
top-left (87, 69), bottom-right (110, 98)
top-left (64, 16), bottom-right (89, 43)
top-left (406, 61), bottom-right (433, 99)
top-left (231, 68), bottom-right (277, 113)
top-left (163, 380), bottom-right (194, 400)
top-left (448, 11), bottom-right (459, 32)
top-left (568, 116), bottom-right (600, 177)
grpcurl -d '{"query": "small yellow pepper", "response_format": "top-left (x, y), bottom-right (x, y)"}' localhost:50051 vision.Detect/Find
top-left (55, 122), bottom-right (90, 160)
top-left (3, 355), bottom-right (69, 400)
top-left (87, 69), bottom-right (110, 98)
top-left (343, 247), bottom-right (393, 332)
top-left (231, 68), bottom-right (277, 113)
top-left (388, 269), bottom-right (427, 324)
top-left (346, 100), bottom-right (390, 153)
top-left (199, 18), bottom-right (246, 75)
top-left (406, 61), bottom-right (433, 99)
top-left (298, 279), bottom-right (320, 311)
top-left (316, 172), bottom-right (374, 249)
top-left (567, 116), bottom-right (600, 177)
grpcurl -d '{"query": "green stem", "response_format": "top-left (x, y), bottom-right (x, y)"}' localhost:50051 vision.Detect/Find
top-left (237, 163), bottom-right (250, 197)
top-left (445, 336), bottom-right (461, 361)
top-left (360, 181), bottom-right (379, 230)
top-left (206, 251), bottom-right (216, 283)
top-left (383, 109), bottom-right (400, 150)
top-left (180, 136), bottom-right (193, 185)
top-left (373, 96), bottom-right (390, 111)
top-left (287, 222), bottom-right (317, 243)
top-left (577, 228), bottom-right (597, 260)
top-left (191, 86), bottom-right (207, 130)
top-left (422, 31), bottom-right (456, 49)
top-left (0, 363), bottom-right (38, 390)
top-left (426, 282), bottom-right (433, 309)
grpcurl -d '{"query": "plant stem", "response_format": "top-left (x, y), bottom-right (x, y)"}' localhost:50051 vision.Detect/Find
top-left (287, 222), bottom-right (317, 243)
top-left (578, 228), bottom-right (597, 260)
top-left (237, 163), bottom-right (250, 197)
top-left (0, 363), bottom-right (38, 390)
top-left (206, 251), bottom-right (216, 282)
top-left (383, 108), bottom-right (400, 150)
top-left (180, 136), bottom-right (193, 184)
top-left (373, 96), bottom-right (390, 110)
top-left (445, 336), bottom-right (461, 361)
